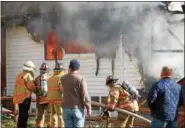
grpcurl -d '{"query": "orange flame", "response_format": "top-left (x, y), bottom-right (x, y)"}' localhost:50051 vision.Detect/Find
top-left (46, 32), bottom-right (95, 60)
top-left (46, 32), bottom-right (63, 60)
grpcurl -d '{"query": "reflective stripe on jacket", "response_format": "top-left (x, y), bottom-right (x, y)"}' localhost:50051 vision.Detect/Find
top-left (47, 72), bottom-right (64, 104)
top-left (13, 71), bottom-right (36, 104)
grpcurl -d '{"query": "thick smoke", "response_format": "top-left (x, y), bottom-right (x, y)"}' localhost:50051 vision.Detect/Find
top-left (2, 2), bottom-right (184, 80)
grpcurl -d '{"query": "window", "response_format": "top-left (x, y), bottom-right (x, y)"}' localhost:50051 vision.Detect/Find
top-left (91, 96), bottom-right (108, 111)
top-left (26, 21), bottom-right (95, 60)
top-left (91, 96), bottom-right (100, 110)
top-left (45, 31), bottom-right (64, 60)
top-left (45, 31), bottom-right (95, 60)
top-left (101, 96), bottom-right (108, 105)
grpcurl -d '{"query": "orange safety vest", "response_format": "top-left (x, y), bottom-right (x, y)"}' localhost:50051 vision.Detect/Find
top-left (35, 76), bottom-right (49, 104)
top-left (13, 71), bottom-right (36, 104)
top-left (47, 73), bottom-right (63, 104)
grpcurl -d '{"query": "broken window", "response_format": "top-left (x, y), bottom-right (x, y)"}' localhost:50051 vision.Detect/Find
top-left (45, 31), bottom-right (64, 60)
top-left (45, 31), bottom-right (95, 60)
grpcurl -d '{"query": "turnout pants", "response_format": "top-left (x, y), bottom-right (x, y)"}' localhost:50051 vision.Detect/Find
top-left (117, 113), bottom-right (135, 128)
top-left (17, 98), bottom-right (31, 128)
top-left (49, 104), bottom-right (64, 128)
top-left (36, 103), bottom-right (50, 128)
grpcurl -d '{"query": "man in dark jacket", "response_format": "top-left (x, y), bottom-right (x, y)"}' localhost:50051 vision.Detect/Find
top-left (148, 66), bottom-right (183, 128)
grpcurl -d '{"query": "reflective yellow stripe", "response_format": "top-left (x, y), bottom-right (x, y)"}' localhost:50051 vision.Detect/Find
top-left (38, 96), bottom-right (48, 104)
top-left (48, 86), bottom-right (60, 91)
top-left (48, 100), bottom-right (63, 104)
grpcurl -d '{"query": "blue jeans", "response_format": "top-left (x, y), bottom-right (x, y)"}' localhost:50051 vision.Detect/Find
top-left (150, 118), bottom-right (178, 128)
top-left (63, 108), bottom-right (85, 128)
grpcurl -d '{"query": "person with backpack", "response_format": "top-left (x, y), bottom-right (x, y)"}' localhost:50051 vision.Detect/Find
top-left (105, 75), bottom-right (139, 128)
top-left (35, 63), bottom-right (53, 128)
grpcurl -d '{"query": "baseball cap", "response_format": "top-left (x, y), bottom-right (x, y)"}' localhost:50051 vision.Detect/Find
top-left (69, 59), bottom-right (80, 70)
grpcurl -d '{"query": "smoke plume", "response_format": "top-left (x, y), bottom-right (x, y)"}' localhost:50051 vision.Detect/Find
top-left (2, 2), bottom-right (184, 80)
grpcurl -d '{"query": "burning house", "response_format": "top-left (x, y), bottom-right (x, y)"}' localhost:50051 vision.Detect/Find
top-left (1, 1), bottom-right (184, 121)
top-left (1, 2), bottom-right (144, 113)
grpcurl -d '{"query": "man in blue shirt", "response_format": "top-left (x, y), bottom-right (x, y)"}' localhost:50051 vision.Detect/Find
top-left (148, 66), bottom-right (183, 128)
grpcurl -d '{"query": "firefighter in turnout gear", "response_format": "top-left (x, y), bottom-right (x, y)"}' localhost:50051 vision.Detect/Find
top-left (13, 61), bottom-right (38, 128)
top-left (48, 62), bottom-right (65, 128)
top-left (35, 63), bottom-right (53, 128)
top-left (105, 75), bottom-right (139, 128)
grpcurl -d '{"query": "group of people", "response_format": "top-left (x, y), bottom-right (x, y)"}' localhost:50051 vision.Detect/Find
top-left (105, 66), bottom-right (184, 128)
top-left (13, 59), bottom-right (91, 128)
top-left (13, 58), bottom-right (184, 128)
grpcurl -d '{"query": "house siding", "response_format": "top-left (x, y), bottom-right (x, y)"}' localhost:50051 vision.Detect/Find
top-left (6, 27), bottom-right (143, 112)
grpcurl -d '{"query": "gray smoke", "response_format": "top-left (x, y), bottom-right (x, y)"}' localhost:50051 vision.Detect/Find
top-left (2, 2), bottom-right (184, 80)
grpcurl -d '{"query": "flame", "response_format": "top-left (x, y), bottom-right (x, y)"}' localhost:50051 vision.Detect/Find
top-left (64, 40), bottom-right (95, 53)
top-left (46, 32), bottom-right (63, 60)
top-left (46, 32), bottom-right (95, 60)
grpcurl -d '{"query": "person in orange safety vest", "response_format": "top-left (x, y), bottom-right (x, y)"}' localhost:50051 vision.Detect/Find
top-left (13, 61), bottom-right (38, 128)
top-left (47, 62), bottom-right (65, 128)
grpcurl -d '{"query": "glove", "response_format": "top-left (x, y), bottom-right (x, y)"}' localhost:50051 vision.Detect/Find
top-left (101, 110), bottom-right (110, 120)
top-left (87, 109), bottom-right (92, 116)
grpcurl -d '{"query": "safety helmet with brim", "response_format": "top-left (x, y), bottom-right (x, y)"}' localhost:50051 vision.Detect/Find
top-left (106, 75), bottom-right (118, 85)
top-left (54, 62), bottom-right (65, 71)
top-left (23, 61), bottom-right (36, 71)
top-left (40, 62), bottom-right (50, 73)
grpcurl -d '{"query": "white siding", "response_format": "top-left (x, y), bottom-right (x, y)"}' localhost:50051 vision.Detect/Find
top-left (0, 33), bottom-right (2, 89)
top-left (6, 27), bottom-right (143, 98)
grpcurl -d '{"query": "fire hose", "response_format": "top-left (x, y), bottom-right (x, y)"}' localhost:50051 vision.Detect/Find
top-left (91, 101), bottom-right (151, 124)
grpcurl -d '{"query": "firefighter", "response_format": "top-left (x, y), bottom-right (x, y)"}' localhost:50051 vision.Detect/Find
top-left (35, 63), bottom-right (53, 128)
top-left (13, 61), bottom-right (38, 128)
top-left (105, 75), bottom-right (139, 128)
top-left (47, 62), bottom-right (65, 128)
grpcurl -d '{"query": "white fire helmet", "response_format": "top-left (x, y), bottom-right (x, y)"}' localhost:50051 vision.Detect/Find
top-left (23, 61), bottom-right (36, 71)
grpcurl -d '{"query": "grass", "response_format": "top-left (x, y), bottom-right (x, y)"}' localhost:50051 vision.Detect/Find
top-left (1, 115), bottom-right (35, 128)
top-left (1, 115), bottom-right (150, 128)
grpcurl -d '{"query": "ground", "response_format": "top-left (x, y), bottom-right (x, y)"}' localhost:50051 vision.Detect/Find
top-left (1, 115), bottom-right (35, 128)
top-left (1, 115), bottom-right (149, 128)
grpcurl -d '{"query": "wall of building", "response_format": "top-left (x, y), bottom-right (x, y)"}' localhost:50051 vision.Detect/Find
top-left (0, 29), bottom-right (1, 92)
